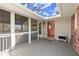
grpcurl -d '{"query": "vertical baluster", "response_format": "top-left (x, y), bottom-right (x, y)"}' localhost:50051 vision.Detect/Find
top-left (9, 37), bottom-right (10, 49)
top-left (3, 38), bottom-right (4, 51)
top-left (17, 36), bottom-right (18, 45)
top-left (0, 38), bottom-right (3, 51)
top-left (0, 35), bottom-right (11, 52)
top-left (6, 37), bottom-right (7, 50)
top-left (9, 37), bottom-right (11, 48)
top-left (0, 38), bottom-right (1, 51)
top-left (16, 36), bottom-right (18, 46)
top-left (16, 36), bottom-right (17, 45)
top-left (3, 37), bottom-right (6, 51)
top-left (15, 36), bottom-right (16, 46)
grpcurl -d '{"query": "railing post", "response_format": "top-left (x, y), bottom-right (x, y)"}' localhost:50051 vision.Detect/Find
top-left (3, 38), bottom-right (4, 51)
top-left (6, 38), bottom-right (7, 50)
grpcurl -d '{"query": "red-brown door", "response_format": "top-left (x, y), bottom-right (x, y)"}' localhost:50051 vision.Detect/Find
top-left (47, 21), bottom-right (55, 38)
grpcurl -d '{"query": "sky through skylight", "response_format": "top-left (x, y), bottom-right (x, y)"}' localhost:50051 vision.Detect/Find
top-left (21, 3), bottom-right (60, 18)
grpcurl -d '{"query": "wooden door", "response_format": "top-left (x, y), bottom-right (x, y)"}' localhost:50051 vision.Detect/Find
top-left (47, 21), bottom-right (55, 38)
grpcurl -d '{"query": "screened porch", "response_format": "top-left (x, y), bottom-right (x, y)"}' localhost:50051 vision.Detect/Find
top-left (0, 9), bottom-right (39, 52)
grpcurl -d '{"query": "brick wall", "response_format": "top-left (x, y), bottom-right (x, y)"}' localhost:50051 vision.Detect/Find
top-left (71, 14), bottom-right (75, 40)
top-left (72, 6), bottom-right (79, 55)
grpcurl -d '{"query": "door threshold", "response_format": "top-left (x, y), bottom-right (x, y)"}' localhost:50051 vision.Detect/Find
top-left (47, 37), bottom-right (54, 40)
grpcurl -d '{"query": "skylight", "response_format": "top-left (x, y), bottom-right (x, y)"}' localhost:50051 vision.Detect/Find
top-left (21, 3), bottom-right (60, 19)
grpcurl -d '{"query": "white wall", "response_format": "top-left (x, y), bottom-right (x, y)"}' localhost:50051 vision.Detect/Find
top-left (55, 17), bottom-right (71, 40)
top-left (43, 21), bottom-right (48, 38)
top-left (39, 17), bottom-right (71, 40)
top-left (39, 21), bottom-right (48, 38)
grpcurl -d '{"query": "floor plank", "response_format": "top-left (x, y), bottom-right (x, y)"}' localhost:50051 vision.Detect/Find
top-left (8, 39), bottom-right (77, 56)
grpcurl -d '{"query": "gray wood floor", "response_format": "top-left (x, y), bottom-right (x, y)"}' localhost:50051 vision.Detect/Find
top-left (8, 39), bottom-right (78, 56)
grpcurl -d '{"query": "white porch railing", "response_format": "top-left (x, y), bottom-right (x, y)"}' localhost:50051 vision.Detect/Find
top-left (0, 31), bottom-right (38, 52)
top-left (0, 34), bottom-right (11, 52)
top-left (15, 31), bottom-right (38, 46)
top-left (15, 32), bottom-right (29, 46)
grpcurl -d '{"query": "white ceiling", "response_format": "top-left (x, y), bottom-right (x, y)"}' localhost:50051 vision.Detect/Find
top-left (58, 3), bottom-right (77, 17)
top-left (0, 3), bottom-right (77, 21)
top-left (0, 3), bottom-right (44, 21)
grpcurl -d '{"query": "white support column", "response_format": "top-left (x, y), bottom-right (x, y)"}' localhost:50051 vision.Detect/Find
top-left (41, 22), bottom-right (44, 39)
top-left (75, 11), bottom-right (77, 30)
top-left (10, 12), bottom-right (16, 48)
top-left (37, 21), bottom-right (39, 40)
top-left (46, 21), bottom-right (48, 38)
top-left (28, 17), bottom-right (31, 44)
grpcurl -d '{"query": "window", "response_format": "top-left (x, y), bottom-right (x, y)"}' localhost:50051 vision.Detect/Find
top-left (31, 19), bottom-right (37, 31)
top-left (22, 21), bottom-right (29, 32)
top-left (39, 23), bottom-right (42, 34)
top-left (4, 23), bottom-right (10, 33)
top-left (15, 24), bottom-right (22, 32)
top-left (15, 14), bottom-right (29, 32)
